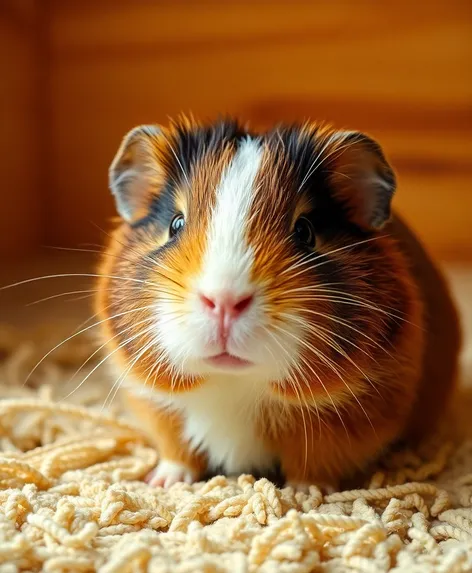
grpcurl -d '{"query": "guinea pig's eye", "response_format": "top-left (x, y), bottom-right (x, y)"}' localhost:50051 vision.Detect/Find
top-left (294, 217), bottom-right (316, 248)
top-left (169, 214), bottom-right (185, 238)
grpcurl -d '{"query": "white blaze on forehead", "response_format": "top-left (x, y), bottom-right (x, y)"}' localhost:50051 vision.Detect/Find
top-left (198, 137), bottom-right (263, 295)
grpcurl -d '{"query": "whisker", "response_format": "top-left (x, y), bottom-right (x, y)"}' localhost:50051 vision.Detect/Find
top-left (301, 332), bottom-right (378, 439)
top-left (296, 351), bottom-right (351, 445)
top-left (281, 285), bottom-right (406, 319)
top-left (43, 245), bottom-right (178, 287)
top-left (103, 335), bottom-right (160, 412)
top-left (0, 273), bottom-right (158, 291)
top-left (44, 245), bottom-right (156, 274)
top-left (143, 352), bottom-right (168, 392)
top-left (279, 235), bottom-right (386, 280)
top-left (279, 250), bottom-right (323, 276)
top-left (282, 312), bottom-right (374, 361)
top-left (280, 312), bottom-right (379, 436)
top-left (90, 221), bottom-right (182, 282)
top-left (296, 308), bottom-right (395, 358)
top-left (69, 322), bottom-right (157, 412)
top-left (264, 326), bottom-right (320, 461)
top-left (26, 289), bottom-right (101, 307)
top-left (290, 376), bottom-right (309, 477)
top-left (287, 314), bottom-right (382, 401)
top-left (23, 304), bottom-right (158, 386)
top-left (143, 314), bottom-right (189, 393)
top-left (61, 316), bottom-right (155, 401)
top-left (70, 292), bottom-right (136, 333)
top-left (271, 323), bottom-right (350, 444)
top-left (283, 236), bottom-right (387, 282)
top-left (290, 295), bottom-right (407, 323)
top-left (306, 346), bottom-right (377, 439)
top-left (264, 327), bottom-right (310, 474)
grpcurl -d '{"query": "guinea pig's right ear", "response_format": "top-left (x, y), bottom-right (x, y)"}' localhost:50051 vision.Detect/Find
top-left (325, 131), bottom-right (396, 231)
top-left (109, 125), bottom-right (162, 222)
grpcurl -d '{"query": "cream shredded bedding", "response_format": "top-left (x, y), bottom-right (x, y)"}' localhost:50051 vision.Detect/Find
top-left (0, 323), bottom-right (471, 573)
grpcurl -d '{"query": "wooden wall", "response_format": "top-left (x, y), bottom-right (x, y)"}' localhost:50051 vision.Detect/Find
top-left (0, 1), bottom-right (45, 258)
top-left (1, 0), bottom-right (471, 261)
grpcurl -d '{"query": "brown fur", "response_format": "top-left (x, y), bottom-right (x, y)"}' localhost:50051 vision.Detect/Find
top-left (124, 390), bottom-right (208, 477)
top-left (95, 117), bottom-right (461, 486)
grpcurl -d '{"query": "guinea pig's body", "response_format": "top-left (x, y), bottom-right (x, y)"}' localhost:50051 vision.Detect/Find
top-left (96, 118), bottom-right (460, 489)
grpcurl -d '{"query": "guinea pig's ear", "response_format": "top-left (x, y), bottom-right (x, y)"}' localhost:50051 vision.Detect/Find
top-left (109, 125), bottom-right (162, 222)
top-left (326, 131), bottom-right (396, 230)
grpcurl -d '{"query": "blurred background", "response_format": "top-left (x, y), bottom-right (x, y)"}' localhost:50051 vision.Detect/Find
top-left (0, 1), bottom-right (471, 369)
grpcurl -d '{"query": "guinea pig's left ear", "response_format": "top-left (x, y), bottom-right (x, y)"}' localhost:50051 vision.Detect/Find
top-left (109, 125), bottom-right (161, 222)
top-left (326, 131), bottom-right (396, 230)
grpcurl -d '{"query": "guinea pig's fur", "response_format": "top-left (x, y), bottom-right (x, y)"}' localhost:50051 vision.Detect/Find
top-left (96, 116), bottom-right (461, 489)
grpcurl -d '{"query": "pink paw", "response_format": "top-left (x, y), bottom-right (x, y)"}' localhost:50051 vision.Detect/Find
top-left (145, 460), bottom-right (196, 488)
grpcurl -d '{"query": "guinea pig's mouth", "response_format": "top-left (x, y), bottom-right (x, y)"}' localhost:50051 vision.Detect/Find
top-left (204, 352), bottom-right (253, 370)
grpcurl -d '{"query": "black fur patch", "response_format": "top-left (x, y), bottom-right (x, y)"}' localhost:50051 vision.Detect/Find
top-left (265, 125), bottom-right (368, 238)
top-left (168, 118), bottom-right (248, 185)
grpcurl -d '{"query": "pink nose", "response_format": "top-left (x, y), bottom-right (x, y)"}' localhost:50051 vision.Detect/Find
top-left (200, 291), bottom-right (254, 317)
top-left (199, 291), bottom-right (254, 340)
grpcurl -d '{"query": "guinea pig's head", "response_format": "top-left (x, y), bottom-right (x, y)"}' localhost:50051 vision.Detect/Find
top-left (99, 117), bottom-right (402, 403)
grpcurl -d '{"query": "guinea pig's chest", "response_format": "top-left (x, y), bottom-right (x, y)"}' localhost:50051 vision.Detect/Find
top-left (166, 375), bottom-right (275, 474)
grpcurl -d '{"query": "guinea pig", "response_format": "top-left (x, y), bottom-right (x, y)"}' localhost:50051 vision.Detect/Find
top-left (96, 116), bottom-right (461, 490)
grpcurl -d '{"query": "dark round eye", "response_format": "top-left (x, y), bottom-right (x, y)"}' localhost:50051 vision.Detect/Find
top-left (169, 214), bottom-right (185, 238)
top-left (294, 217), bottom-right (316, 248)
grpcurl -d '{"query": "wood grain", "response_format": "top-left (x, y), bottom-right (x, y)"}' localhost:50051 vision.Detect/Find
top-left (1, 1), bottom-right (471, 261)
top-left (0, 0), bottom-right (45, 259)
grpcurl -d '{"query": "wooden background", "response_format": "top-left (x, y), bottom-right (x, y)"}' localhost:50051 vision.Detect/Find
top-left (1, 0), bottom-right (471, 262)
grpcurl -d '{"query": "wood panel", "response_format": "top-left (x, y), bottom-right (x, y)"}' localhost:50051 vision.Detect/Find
top-left (0, 0), bottom-right (45, 259)
top-left (46, 1), bottom-right (472, 260)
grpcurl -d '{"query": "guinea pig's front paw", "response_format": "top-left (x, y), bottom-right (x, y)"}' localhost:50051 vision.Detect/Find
top-left (145, 459), bottom-right (196, 488)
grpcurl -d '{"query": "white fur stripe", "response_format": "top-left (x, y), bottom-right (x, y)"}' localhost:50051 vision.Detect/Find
top-left (198, 137), bottom-right (263, 297)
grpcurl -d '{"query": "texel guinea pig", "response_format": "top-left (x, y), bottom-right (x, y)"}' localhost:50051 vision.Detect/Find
top-left (96, 117), bottom-right (461, 490)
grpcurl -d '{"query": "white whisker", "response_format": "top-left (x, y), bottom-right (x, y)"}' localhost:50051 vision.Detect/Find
top-left (271, 323), bottom-right (350, 444)
top-left (23, 304), bottom-right (158, 386)
top-left (61, 316), bottom-right (155, 401)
